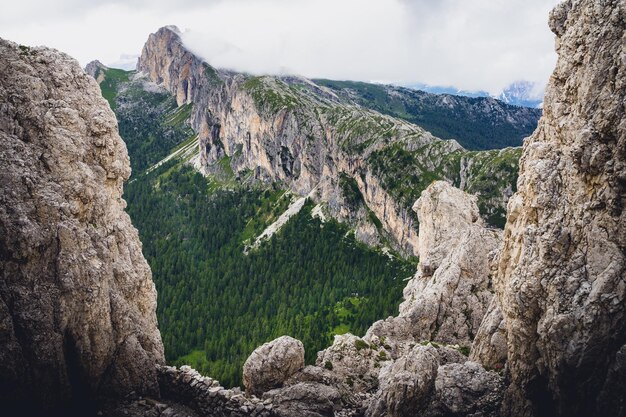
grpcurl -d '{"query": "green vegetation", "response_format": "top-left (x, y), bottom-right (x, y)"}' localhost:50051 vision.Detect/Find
top-left (125, 162), bottom-right (416, 388)
top-left (92, 68), bottom-right (195, 175)
top-left (339, 173), bottom-right (363, 208)
top-left (367, 140), bottom-right (520, 228)
top-left (457, 346), bottom-right (471, 356)
top-left (102, 65), bottom-right (517, 393)
top-left (242, 76), bottom-right (303, 114)
top-left (314, 79), bottom-right (540, 151)
top-left (203, 63), bottom-right (224, 87)
top-left (368, 142), bottom-right (439, 220)
top-left (114, 78), bottom-right (196, 174)
top-left (98, 68), bottom-right (131, 110)
top-left (354, 339), bottom-right (370, 351)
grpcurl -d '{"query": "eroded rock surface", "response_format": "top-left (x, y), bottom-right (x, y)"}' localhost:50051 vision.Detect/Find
top-left (243, 336), bottom-right (305, 396)
top-left (475, 1), bottom-right (626, 416)
top-left (363, 181), bottom-right (501, 353)
top-left (0, 38), bottom-right (164, 413)
top-left (366, 345), bottom-right (503, 417)
top-left (310, 181), bottom-right (504, 414)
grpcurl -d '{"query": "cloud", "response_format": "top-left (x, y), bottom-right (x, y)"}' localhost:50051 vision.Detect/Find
top-left (1, 0), bottom-right (560, 95)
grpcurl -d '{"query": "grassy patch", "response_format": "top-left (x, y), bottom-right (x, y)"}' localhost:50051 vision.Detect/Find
top-left (98, 68), bottom-right (132, 109)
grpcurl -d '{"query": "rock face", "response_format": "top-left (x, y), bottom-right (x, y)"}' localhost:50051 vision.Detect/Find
top-left (399, 182), bottom-right (500, 345)
top-left (136, 26), bottom-right (521, 255)
top-left (366, 345), bottom-right (503, 417)
top-left (310, 181), bottom-right (503, 414)
top-left (264, 382), bottom-right (341, 417)
top-left (85, 59), bottom-right (107, 82)
top-left (0, 38), bottom-right (164, 413)
top-left (473, 1), bottom-right (626, 416)
top-left (243, 336), bottom-right (305, 396)
top-left (362, 181), bottom-right (500, 353)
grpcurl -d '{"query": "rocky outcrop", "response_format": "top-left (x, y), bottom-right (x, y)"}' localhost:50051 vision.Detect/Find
top-left (263, 382), bottom-right (341, 417)
top-left (473, 1), bottom-right (626, 416)
top-left (361, 181), bottom-right (500, 354)
top-left (315, 333), bottom-right (387, 393)
top-left (85, 59), bottom-right (107, 82)
top-left (0, 38), bottom-right (164, 413)
top-left (469, 299), bottom-right (508, 370)
top-left (366, 345), bottom-right (503, 417)
top-left (243, 336), bottom-right (305, 396)
top-left (398, 181), bottom-right (500, 345)
top-left (309, 181), bottom-right (503, 413)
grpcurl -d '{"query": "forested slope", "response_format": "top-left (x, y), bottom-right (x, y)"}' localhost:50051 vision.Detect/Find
top-left (93, 64), bottom-right (415, 387)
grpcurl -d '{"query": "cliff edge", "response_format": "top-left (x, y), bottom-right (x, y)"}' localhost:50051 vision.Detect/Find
top-left (0, 39), bottom-right (164, 414)
top-left (474, 1), bottom-right (626, 416)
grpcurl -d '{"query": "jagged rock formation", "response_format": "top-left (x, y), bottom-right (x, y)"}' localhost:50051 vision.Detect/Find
top-left (85, 59), bottom-right (107, 82)
top-left (398, 182), bottom-right (500, 344)
top-left (366, 345), bottom-right (503, 417)
top-left (243, 336), bottom-right (305, 396)
top-left (359, 181), bottom-right (500, 355)
top-left (472, 1), bottom-right (626, 416)
top-left (470, 299), bottom-right (508, 370)
top-left (136, 26), bottom-right (521, 255)
top-left (264, 383), bottom-right (341, 417)
top-left (2, 0), bottom-right (623, 415)
top-left (0, 38), bottom-right (164, 414)
top-left (305, 181), bottom-right (504, 414)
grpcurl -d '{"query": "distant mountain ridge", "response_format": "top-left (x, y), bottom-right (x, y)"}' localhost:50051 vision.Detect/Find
top-left (314, 79), bottom-right (542, 150)
top-left (406, 80), bottom-right (544, 108)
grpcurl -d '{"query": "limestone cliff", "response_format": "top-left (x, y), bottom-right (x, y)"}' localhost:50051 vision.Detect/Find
top-left (473, 1), bottom-right (626, 416)
top-left (0, 39), bottom-right (164, 414)
top-left (136, 26), bottom-right (521, 255)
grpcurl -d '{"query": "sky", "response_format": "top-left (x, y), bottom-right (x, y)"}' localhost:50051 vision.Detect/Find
top-left (1, 0), bottom-right (560, 97)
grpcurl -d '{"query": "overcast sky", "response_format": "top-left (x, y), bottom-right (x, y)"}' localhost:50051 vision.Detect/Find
top-left (1, 0), bottom-right (560, 96)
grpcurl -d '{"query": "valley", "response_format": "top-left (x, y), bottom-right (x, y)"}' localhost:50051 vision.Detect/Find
top-left (90, 36), bottom-right (533, 389)
top-left (97, 67), bottom-right (417, 387)
top-left (2, 1), bottom-right (623, 415)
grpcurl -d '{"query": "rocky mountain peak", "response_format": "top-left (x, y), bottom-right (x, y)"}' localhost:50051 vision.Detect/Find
top-left (85, 59), bottom-right (107, 79)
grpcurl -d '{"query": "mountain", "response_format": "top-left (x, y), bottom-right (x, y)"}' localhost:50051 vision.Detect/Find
top-left (407, 81), bottom-right (544, 109)
top-left (136, 25), bottom-right (521, 243)
top-left (85, 59), bottom-right (419, 387)
top-left (1, 0), bottom-right (623, 415)
top-left (80, 25), bottom-right (527, 387)
top-left (497, 81), bottom-right (544, 108)
top-left (315, 79), bottom-right (542, 150)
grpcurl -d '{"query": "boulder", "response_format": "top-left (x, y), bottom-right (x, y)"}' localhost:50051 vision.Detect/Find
top-left (243, 336), bottom-right (305, 396)
top-left (264, 382), bottom-right (340, 417)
